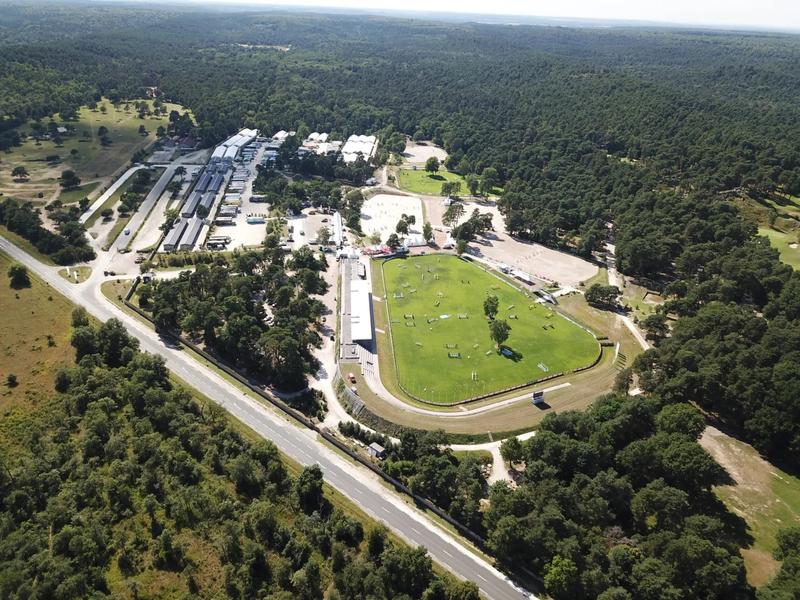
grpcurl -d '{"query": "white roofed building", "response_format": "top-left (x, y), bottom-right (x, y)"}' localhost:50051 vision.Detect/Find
top-left (350, 279), bottom-right (373, 343)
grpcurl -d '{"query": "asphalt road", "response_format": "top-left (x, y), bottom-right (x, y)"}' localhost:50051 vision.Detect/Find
top-left (79, 165), bottom-right (146, 224)
top-left (118, 164), bottom-right (177, 251)
top-left (0, 236), bottom-right (535, 600)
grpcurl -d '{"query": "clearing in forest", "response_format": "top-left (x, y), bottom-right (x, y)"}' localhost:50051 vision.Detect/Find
top-left (381, 254), bottom-right (599, 404)
top-left (0, 98), bottom-right (188, 202)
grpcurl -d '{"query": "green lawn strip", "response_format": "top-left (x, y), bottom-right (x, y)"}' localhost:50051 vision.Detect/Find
top-left (453, 449), bottom-right (493, 464)
top-left (57, 181), bottom-right (99, 205)
top-left (759, 226), bottom-right (800, 269)
top-left (581, 266), bottom-right (609, 288)
top-left (85, 175), bottom-right (136, 230)
top-left (0, 226), bottom-right (57, 265)
top-left (57, 266), bottom-right (92, 283)
top-left (382, 254), bottom-right (599, 404)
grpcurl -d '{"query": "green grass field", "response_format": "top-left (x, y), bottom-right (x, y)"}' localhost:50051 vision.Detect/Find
top-left (57, 181), bottom-right (99, 205)
top-left (759, 226), bottom-right (800, 269)
top-left (396, 168), bottom-right (466, 195)
top-left (396, 168), bottom-right (503, 197)
top-left (381, 255), bottom-right (599, 404)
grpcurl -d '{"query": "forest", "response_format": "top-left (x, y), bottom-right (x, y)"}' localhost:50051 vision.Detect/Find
top-left (3, 2), bottom-right (800, 595)
top-left (0, 311), bottom-right (480, 599)
top-left (0, 198), bottom-right (95, 264)
top-left (141, 239), bottom-right (328, 392)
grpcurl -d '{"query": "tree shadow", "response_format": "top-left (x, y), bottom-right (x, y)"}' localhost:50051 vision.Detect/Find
top-left (427, 174), bottom-right (445, 181)
top-left (9, 279), bottom-right (31, 290)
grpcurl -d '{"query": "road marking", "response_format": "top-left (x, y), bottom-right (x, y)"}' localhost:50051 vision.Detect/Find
top-left (476, 574), bottom-right (488, 582)
top-left (442, 549), bottom-right (453, 558)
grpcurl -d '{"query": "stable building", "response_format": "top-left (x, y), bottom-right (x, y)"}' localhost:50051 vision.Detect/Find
top-left (181, 192), bottom-right (202, 218)
top-left (163, 219), bottom-right (188, 252)
top-left (179, 217), bottom-right (204, 252)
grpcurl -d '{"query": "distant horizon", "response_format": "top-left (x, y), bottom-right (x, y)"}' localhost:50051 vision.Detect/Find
top-left (141, 0), bottom-right (800, 33)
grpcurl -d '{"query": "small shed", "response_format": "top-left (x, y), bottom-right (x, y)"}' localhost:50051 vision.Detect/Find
top-left (368, 442), bottom-right (386, 460)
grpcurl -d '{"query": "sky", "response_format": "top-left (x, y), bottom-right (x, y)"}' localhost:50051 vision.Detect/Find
top-left (209, 0), bottom-right (800, 31)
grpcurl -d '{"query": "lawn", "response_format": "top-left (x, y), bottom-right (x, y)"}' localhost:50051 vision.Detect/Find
top-left (58, 266), bottom-right (92, 283)
top-left (759, 226), bottom-right (800, 269)
top-left (396, 168), bottom-right (466, 195)
top-left (380, 255), bottom-right (599, 404)
top-left (0, 98), bottom-right (186, 200)
top-left (57, 181), bottom-right (99, 205)
top-left (396, 167), bottom-right (503, 197)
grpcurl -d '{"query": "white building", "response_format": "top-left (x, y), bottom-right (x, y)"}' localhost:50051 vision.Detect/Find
top-left (350, 279), bottom-right (373, 342)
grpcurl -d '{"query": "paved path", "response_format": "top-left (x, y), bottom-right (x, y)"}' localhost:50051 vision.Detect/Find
top-left (119, 164), bottom-right (178, 251)
top-left (79, 165), bottom-right (146, 224)
top-left (0, 235), bottom-right (535, 600)
top-left (605, 243), bottom-right (650, 350)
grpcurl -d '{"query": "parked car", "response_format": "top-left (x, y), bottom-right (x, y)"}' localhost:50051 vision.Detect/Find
top-left (348, 372), bottom-right (356, 383)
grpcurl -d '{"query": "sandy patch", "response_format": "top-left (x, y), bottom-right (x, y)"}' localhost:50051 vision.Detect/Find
top-left (402, 140), bottom-right (448, 165)
top-left (361, 193), bottom-right (424, 242)
top-left (420, 196), bottom-right (598, 287)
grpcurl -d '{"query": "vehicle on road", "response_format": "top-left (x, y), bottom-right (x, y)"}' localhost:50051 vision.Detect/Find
top-left (124, 228), bottom-right (131, 235)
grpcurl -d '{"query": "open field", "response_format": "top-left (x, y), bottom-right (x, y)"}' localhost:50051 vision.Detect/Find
top-left (396, 168), bottom-right (467, 195)
top-left (759, 226), bottom-right (800, 269)
top-left (381, 254), bottom-right (599, 404)
top-left (57, 181), bottom-right (99, 205)
top-left (700, 426), bottom-right (800, 587)
top-left (0, 98), bottom-right (186, 201)
top-left (0, 252), bottom-right (77, 456)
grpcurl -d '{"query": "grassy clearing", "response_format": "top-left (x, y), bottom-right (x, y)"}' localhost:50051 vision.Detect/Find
top-left (0, 99), bottom-right (186, 201)
top-left (759, 226), bottom-right (800, 269)
top-left (619, 279), bottom-right (663, 323)
top-left (395, 167), bottom-right (503, 197)
top-left (396, 168), bottom-right (466, 195)
top-left (57, 266), bottom-right (92, 283)
top-left (382, 255), bottom-right (599, 404)
top-left (0, 251), bottom-right (77, 456)
top-left (57, 181), bottom-right (99, 205)
top-left (700, 426), bottom-right (800, 587)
